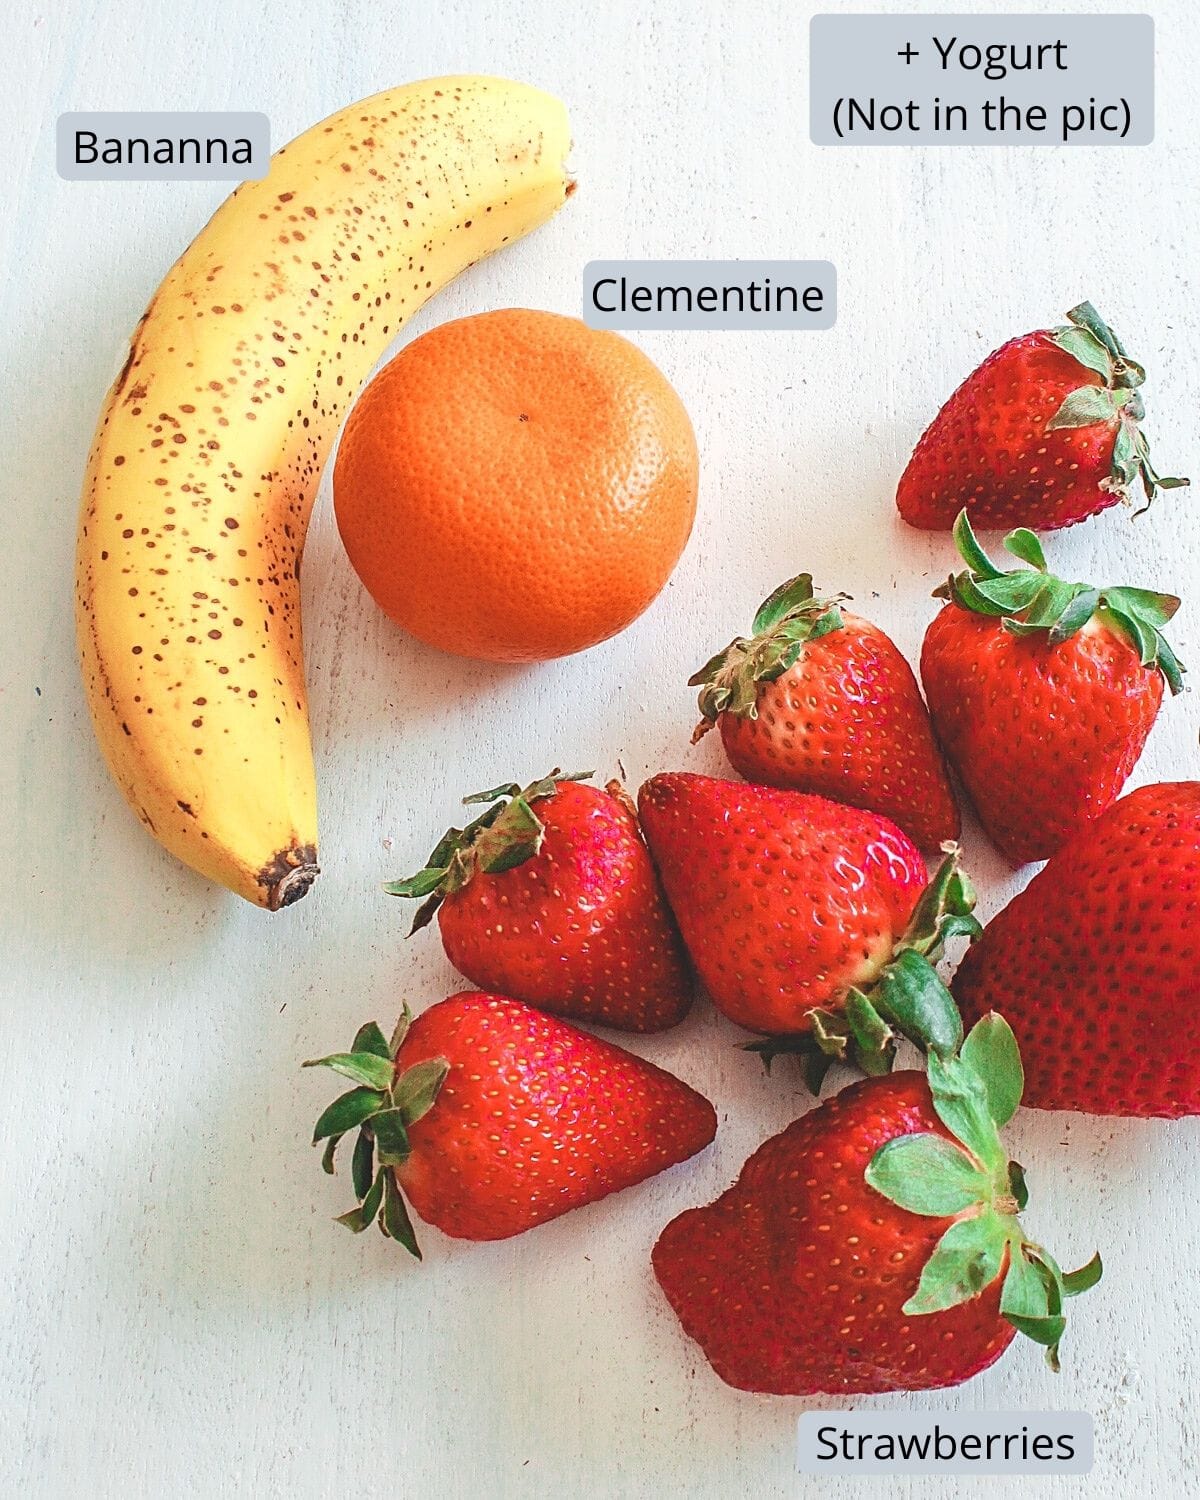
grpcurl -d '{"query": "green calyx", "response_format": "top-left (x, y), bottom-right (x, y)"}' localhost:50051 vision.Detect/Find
top-left (746, 845), bottom-right (982, 1093)
top-left (689, 573), bottom-right (846, 741)
top-left (1047, 301), bottom-right (1187, 511)
top-left (303, 1010), bottom-right (450, 1259)
top-left (383, 769), bottom-right (593, 934)
top-left (937, 509), bottom-right (1185, 695)
top-left (865, 1011), bottom-right (1102, 1369)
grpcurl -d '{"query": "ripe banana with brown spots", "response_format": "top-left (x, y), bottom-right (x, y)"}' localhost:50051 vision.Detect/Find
top-left (76, 77), bottom-right (573, 909)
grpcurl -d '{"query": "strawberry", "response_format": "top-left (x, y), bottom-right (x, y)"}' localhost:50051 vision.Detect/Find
top-left (653, 1014), bottom-right (1101, 1394)
top-left (690, 573), bottom-right (959, 847)
top-left (897, 301), bottom-right (1186, 531)
top-left (954, 783), bottom-right (1200, 1117)
top-left (306, 990), bottom-right (717, 1253)
top-left (921, 512), bottom-right (1184, 865)
top-left (385, 771), bottom-right (692, 1032)
top-left (637, 772), bottom-right (980, 1082)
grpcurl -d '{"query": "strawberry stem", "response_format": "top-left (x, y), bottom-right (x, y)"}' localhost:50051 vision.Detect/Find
top-left (865, 1011), bottom-right (1102, 1369)
top-left (1049, 302), bottom-right (1187, 504)
top-left (937, 511), bottom-right (1186, 695)
top-left (1062, 300), bottom-right (1144, 388)
top-left (747, 845), bottom-right (980, 1086)
top-left (383, 769), bottom-right (594, 932)
top-left (304, 1014), bottom-right (450, 1259)
top-left (690, 573), bottom-right (847, 738)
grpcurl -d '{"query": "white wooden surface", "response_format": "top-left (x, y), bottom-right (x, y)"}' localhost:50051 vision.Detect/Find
top-left (4, 1), bottom-right (1199, 1495)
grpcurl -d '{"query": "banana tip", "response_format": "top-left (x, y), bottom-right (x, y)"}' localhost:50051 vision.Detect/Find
top-left (262, 847), bottom-right (319, 910)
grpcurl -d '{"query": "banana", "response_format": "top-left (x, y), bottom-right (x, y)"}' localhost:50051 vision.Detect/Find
top-left (76, 77), bottom-right (573, 909)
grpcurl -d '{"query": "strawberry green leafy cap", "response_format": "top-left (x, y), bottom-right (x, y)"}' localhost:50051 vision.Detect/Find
top-left (747, 845), bottom-right (982, 1092)
top-left (939, 509), bottom-right (1185, 695)
top-left (866, 1011), bottom-right (1102, 1370)
top-left (689, 573), bottom-right (846, 740)
top-left (384, 769), bottom-right (593, 933)
top-left (1047, 301), bottom-right (1187, 511)
top-left (303, 1010), bottom-right (449, 1259)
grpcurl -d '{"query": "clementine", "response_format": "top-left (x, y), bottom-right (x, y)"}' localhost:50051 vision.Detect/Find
top-left (333, 308), bottom-right (698, 661)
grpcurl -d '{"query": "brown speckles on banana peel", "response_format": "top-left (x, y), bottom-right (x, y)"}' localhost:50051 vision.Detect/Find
top-left (75, 78), bottom-right (572, 908)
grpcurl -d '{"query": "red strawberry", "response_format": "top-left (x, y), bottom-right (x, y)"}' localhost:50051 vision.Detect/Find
top-left (653, 1014), bottom-right (1101, 1394)
top-left (386, 771), bottom-right (692, 1032)
top-left (897, 301), bottom-right (1186, 531)
top-left (690, 573), bottom-right (959, 847)
top-left (638, 772), bottom-right (979, 1080)
top-left (307, 991), bottom-right (717, 1252)
top-left (954, 783), bottom-right (1200, 1117)
top-left (921, 513), bottom-right (1184, 865)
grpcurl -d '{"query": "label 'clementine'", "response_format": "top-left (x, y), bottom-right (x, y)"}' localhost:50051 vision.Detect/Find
top-left (333, 308), bottom-right (698, 661)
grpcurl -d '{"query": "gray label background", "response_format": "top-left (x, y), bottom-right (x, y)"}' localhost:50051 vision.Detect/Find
top-left (583, 261), bottom-right (836, 331)
top-left (58, 112), bottom-right (270, 180)
top-left (797, 1411), bottom-right (1093, 1476)
top-left (810, 14), bottom-right (1153, 145)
